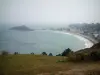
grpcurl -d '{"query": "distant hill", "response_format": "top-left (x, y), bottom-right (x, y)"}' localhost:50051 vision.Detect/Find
top-left (76, 42), bottom-right (100, 53)
top-left (9, 25), bottom-right (34, 31)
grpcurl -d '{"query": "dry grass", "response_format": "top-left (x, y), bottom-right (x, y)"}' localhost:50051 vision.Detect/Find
top-left (0, 54), bottom-right (100, 75)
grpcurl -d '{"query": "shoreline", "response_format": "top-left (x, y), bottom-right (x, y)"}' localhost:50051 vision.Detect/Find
top-left (49, 30), bottom-right (98, 49)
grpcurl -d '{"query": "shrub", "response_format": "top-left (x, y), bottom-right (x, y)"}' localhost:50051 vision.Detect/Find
top-left (62, 48), bottom-right (72, 56)
top-left (31, 52), bottom-right (34, 55)
top-left (56, 54), bottom-right (61, 56)
top-left (14, 52), bottom-right (19, 55)
top-left (89, 51), bottom-right (100, 61)
top-left (49, 53), bottom-right (53, 56)
top-left (68, 51), bottom-right (100, 62)
top-left (42, 52), bottom-right (47, 55)
top-left (1, 51), bottom-right (9, 55)
top-left (68, 53), bottom-right (86, 62)
top-left (68, 55), bottom-right (76, 61)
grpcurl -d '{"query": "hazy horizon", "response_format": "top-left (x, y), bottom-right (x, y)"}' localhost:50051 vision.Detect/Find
top-left (0, 0), bottom-right (100, 26)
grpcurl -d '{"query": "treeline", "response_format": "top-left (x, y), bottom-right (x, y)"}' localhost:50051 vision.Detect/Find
top-left (0, 51), bottom-right (53, 56)
top-left (0, 48), bottom-right (72, 56)
top-left (1, 47), bottom-right (100, 62)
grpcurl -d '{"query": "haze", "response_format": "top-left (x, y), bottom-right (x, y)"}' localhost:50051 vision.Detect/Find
top-left (0, 0), bottom-right (100, 26)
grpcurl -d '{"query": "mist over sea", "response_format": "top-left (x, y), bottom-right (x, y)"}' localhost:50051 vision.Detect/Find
top-left (0, 25), bottom-right (86, 55)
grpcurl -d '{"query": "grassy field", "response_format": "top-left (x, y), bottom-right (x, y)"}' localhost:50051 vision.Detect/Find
top-left (0, 54), bottom-right (100, 75)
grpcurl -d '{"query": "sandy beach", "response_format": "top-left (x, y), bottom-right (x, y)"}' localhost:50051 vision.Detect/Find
top-left (51, 30), bottom-right (98, 49)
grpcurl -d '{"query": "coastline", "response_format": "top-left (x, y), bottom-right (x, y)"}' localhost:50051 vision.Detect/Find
top-left (50, 30), bottom-right (98, 49)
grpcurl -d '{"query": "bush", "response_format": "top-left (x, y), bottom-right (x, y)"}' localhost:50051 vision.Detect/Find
top-left (89, 51), bottom-right (100, 61)
top-left (1, 51), bottom-right (9, 55)
top-left (14, 52), bottom-right (19, 55)
top-left (62, 48), bottom-right (72, 56)
top-left (42, 52), bottom-right (47, 55)
top-left (68, 51), bottom-right (100, 62)
top-left (68, 53), bottom-right (84, 62)
top-left (48, 53), bottom-right (53, 56)
top-left (31, 52), bottom-right (34, 55)
top-left (56, 54), bottom-right (61, 56)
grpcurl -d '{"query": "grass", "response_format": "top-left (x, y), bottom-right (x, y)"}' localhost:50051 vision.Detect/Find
top-left (0, 54), bottom-right (100, 75)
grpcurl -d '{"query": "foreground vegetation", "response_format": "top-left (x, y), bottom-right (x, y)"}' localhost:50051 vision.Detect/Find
top-left (0, 54), bottom-right (100, 75)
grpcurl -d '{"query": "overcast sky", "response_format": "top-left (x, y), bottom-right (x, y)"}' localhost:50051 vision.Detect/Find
top-left (0, 0), bottom-right (100, 25)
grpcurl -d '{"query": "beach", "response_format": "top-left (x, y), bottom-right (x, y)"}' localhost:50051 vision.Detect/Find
top-left (51, 30), bottom-right (98, 49)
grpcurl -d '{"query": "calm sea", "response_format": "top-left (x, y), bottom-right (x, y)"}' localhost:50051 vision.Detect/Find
top-left (0, 29), bottom-right (85, 55)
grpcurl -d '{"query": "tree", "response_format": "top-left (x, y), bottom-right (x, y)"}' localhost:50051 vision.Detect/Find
top-left (31, 52), bottom-right (34, 55)
top-left (1, 51), bottom-right (9, 55)
top-left (42, 52), bottom-right (47, 55)
top-left (56, 54), bottom-right (61, 56)
top-left (49, 53), bottom-right (53, 56)
top-left (14, 52), bottom-right (19, 55)
top-left (62, 48), bottom-right (72, 56)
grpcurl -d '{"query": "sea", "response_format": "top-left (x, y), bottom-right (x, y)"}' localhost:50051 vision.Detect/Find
top-left (0, 25), bottom-right (92, 55)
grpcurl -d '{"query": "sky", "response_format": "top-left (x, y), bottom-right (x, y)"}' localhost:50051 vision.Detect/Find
top-left (0, 0), bottom-right (100, 25)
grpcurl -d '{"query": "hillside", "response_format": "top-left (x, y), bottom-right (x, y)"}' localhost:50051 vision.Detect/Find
top-left (76, 42), bottom-right (100, 53)
top-left (91, 42), bottom-right (100, 49)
